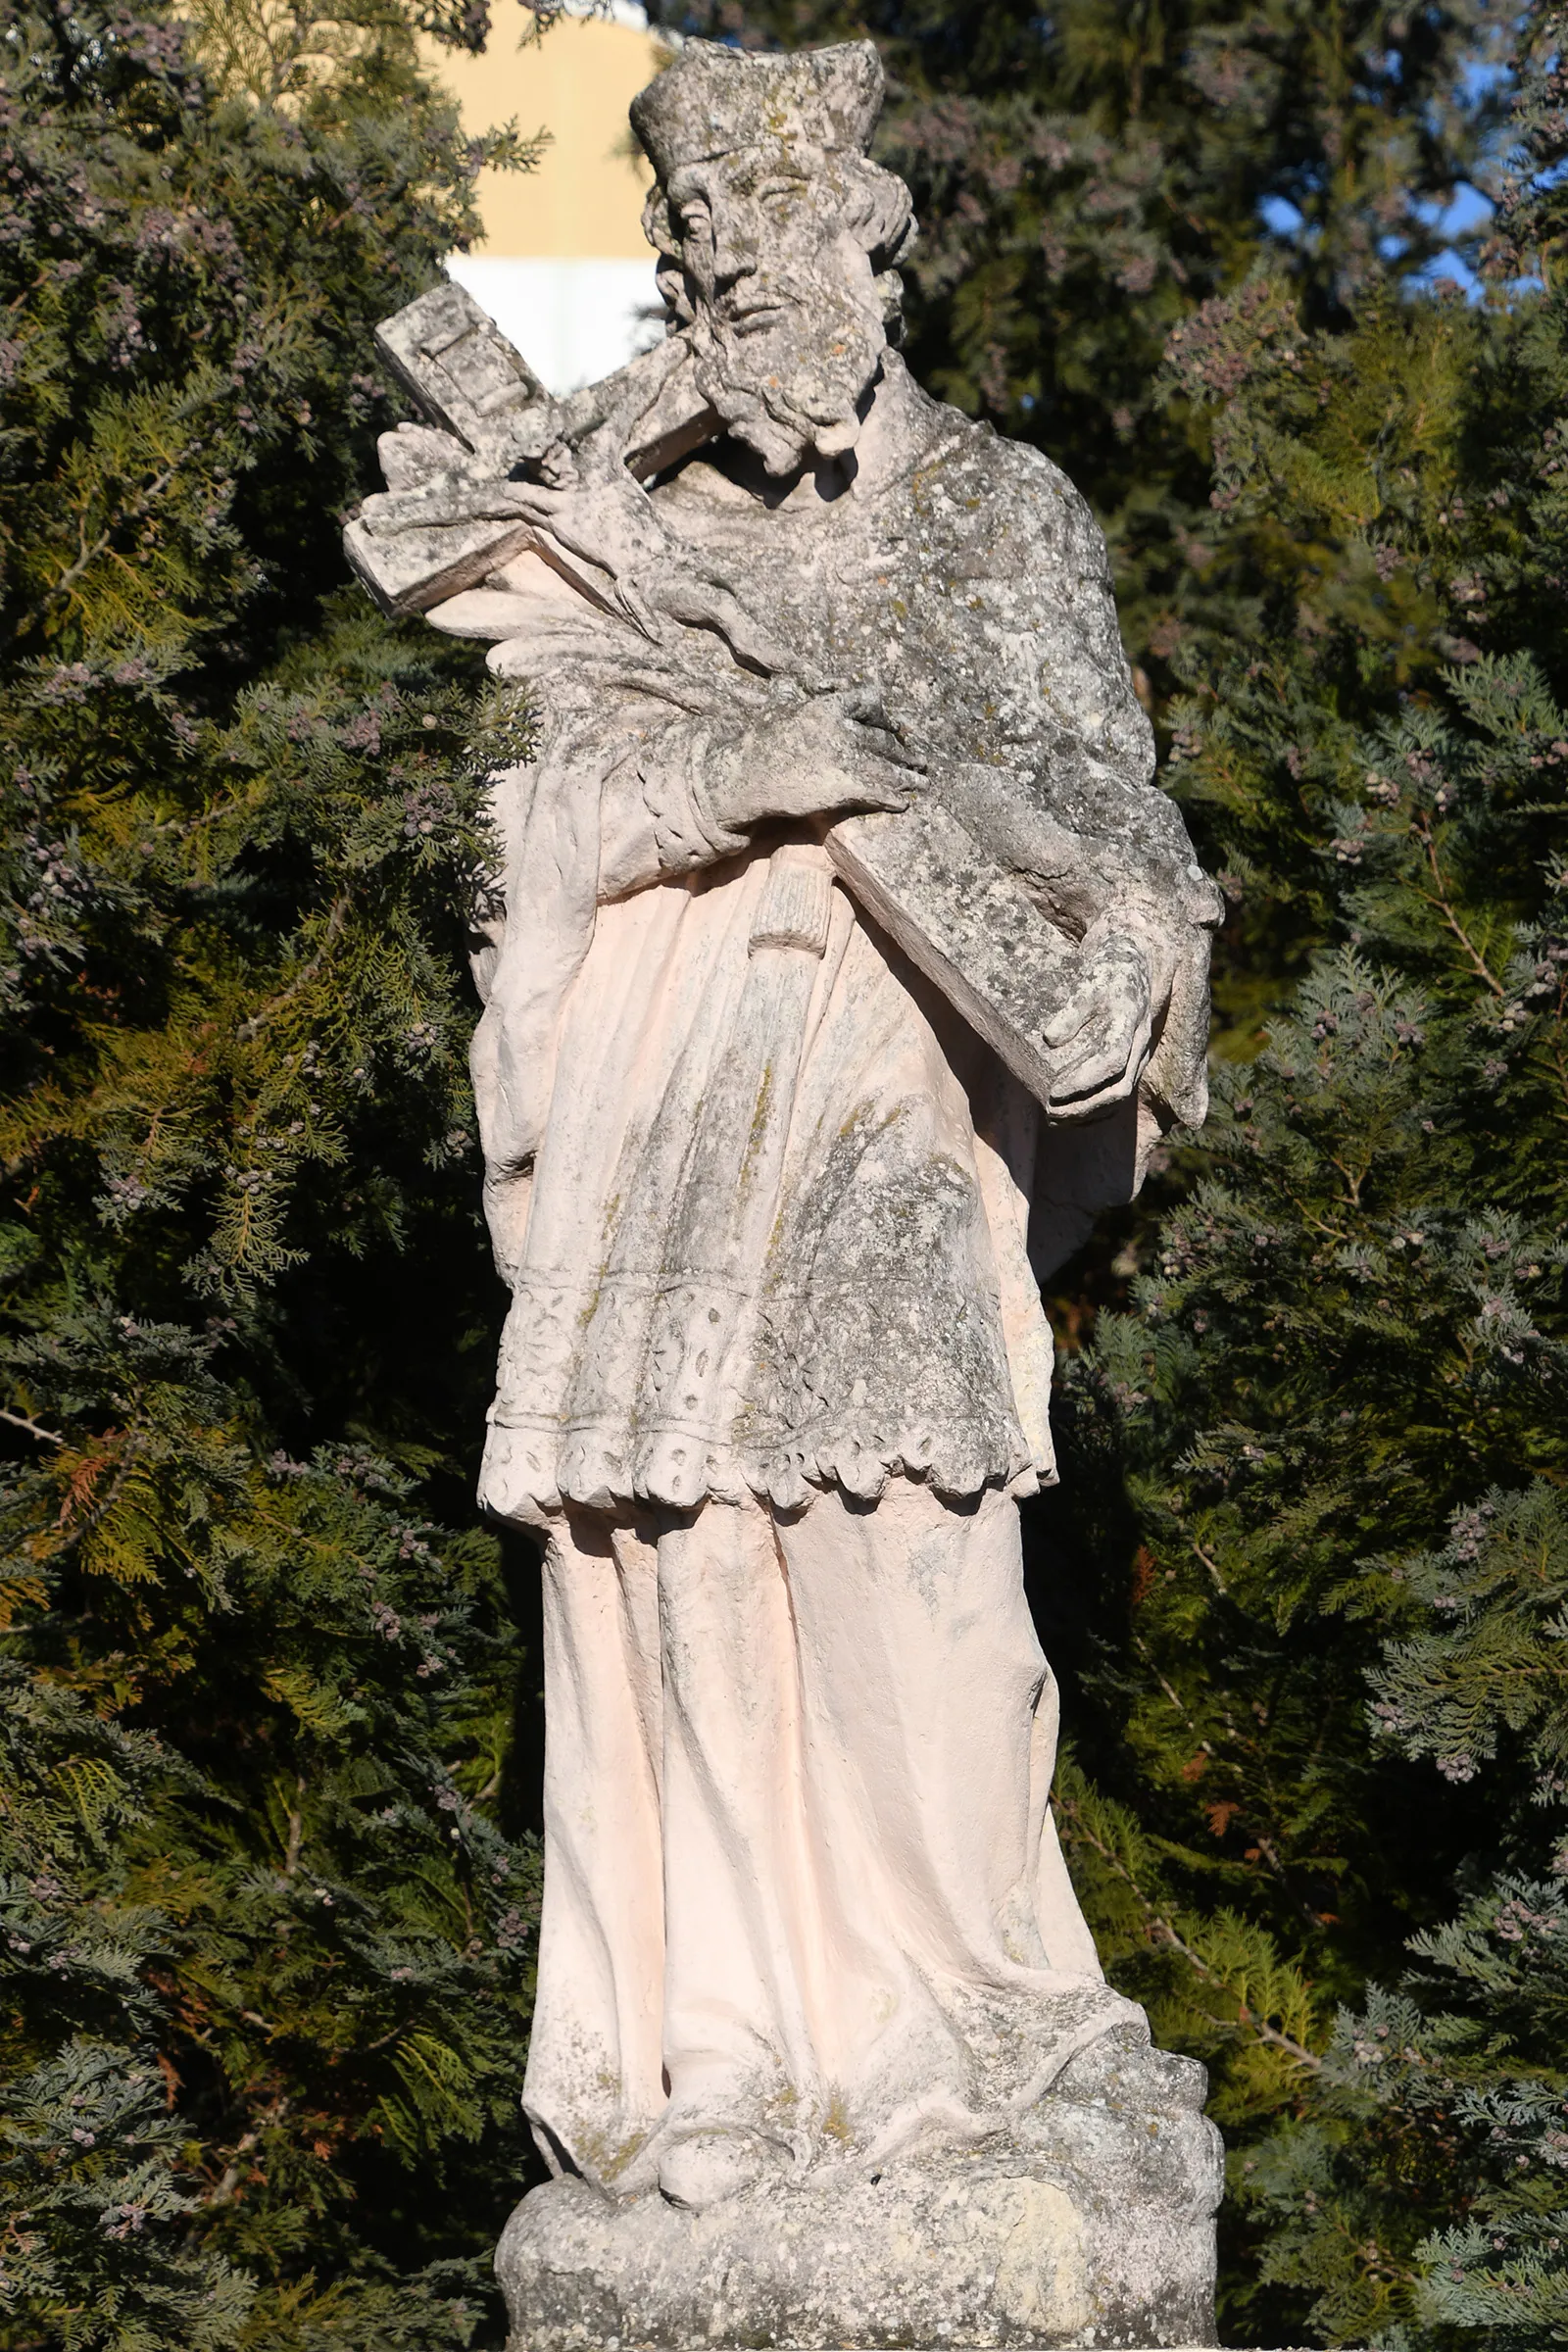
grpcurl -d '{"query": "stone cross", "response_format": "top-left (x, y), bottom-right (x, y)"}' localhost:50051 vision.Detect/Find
top-left (350, 36), bottom-right (1224, 2350)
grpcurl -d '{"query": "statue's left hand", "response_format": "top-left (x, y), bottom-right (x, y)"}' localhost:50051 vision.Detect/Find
top-left (1041, 925), bottom-right (1162, 1115)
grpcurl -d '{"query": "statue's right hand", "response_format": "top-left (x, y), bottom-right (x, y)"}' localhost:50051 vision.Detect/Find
top-left (717, 688), bottom-right (921, 831)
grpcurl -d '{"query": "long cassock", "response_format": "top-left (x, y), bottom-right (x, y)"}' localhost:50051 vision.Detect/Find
top-left (436, 351), bottom-right (1220, 2193)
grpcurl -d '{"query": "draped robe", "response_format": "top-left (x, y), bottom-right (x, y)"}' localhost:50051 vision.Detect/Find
top-left (432, 355), bottom-right (1220, 2189)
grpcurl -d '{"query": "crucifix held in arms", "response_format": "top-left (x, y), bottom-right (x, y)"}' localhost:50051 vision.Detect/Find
top-left (346, 274), bottom-right (1214, 1137)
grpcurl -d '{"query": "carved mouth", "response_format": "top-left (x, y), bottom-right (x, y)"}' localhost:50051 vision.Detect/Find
top-left (725, 301), bottom-right (790, 337)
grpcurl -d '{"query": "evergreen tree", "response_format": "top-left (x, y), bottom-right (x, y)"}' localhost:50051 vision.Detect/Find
top-left (1033, 13), bottom-right (1568, 2340)
top-left (0, 2), bottom-right (546, 2343)
top-left (6, 0), bottom-right (1559, 2345)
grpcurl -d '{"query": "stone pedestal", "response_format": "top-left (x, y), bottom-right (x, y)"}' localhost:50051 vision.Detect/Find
top-left (496, 2032), bottom-right (1222, 2350)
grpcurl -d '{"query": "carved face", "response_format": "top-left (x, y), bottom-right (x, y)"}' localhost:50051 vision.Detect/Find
top-left (666, 141), bottom-right (888, 476)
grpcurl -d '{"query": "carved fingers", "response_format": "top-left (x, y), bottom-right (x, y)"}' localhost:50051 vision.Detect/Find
top-left (513, 442), bottom-right (807, 677)
top-left (833, 686), bottom-right (925, 769)
top-left (647, 573), bottom-right (799, 677)
top-left (1041, 932), bottom-right (1155, 1115)
top-left (506, 452), bottom-right (667, 582)
top-left (717, 687), bottom-right (922, 831)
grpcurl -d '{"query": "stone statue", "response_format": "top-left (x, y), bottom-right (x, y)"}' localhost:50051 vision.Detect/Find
top-left (350, 37), bottom-right (1224, 2349)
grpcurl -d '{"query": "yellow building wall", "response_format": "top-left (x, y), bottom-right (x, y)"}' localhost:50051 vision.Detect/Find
top-left (425, 15), bottom-right (666, 261)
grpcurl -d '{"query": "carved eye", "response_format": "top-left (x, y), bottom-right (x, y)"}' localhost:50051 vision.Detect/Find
top-left (678, 203), bottom-right (710, 240)
top-left (759, 180), bottom-right (806, 213)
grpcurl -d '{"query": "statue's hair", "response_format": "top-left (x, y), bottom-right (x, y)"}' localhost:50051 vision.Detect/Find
top-left (642, 155), bottom-right (918, 342)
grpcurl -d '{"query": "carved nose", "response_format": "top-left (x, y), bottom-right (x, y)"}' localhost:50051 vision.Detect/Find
top-left (711, 237), bottom-right (759, 290)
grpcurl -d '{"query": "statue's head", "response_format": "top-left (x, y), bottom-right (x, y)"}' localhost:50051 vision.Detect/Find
top-left (632, 41), bottom-right (916, 477)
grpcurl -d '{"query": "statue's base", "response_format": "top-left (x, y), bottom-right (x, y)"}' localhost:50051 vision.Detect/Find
top-left (496, 2042), bottom-right (1222, 2349)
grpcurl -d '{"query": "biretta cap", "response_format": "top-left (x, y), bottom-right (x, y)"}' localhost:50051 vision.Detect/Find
top-left (631, 39), bottom-right (884, 178)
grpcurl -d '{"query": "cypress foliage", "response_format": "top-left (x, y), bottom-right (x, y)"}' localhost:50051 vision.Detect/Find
top-left (7, 0), bottom-right (1563, 2344)
top-left (0, 4), bottom-right (545, 2344)
top-left (1038, 15), bottom-right (1568, 2342)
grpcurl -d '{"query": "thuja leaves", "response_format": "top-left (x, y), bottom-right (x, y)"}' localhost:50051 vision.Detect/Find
top-left (1041, 23), bottom-right (1568, 2342)
top-left (0, 3), bottom-right (543, 2346)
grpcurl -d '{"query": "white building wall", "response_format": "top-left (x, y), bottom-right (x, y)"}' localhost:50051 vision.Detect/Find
top-left (444, 254), bottom-right (664, 396)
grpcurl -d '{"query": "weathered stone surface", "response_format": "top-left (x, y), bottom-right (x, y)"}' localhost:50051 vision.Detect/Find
top-left (825, 795), bottom-right (1077, 1108)
top-left (348, 32), bottom-right (1226, 2352)
top-left (497, 2031), bottom-right (1221, 2350)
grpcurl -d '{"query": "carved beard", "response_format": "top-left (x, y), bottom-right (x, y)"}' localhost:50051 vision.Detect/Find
top-left (689, 255), bottom-right (887, 478)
